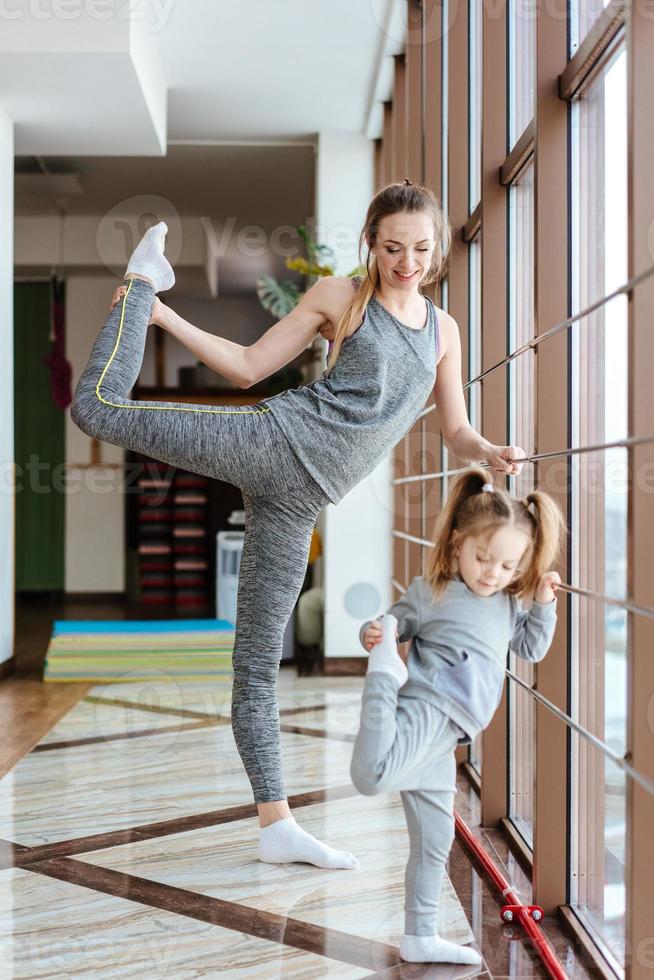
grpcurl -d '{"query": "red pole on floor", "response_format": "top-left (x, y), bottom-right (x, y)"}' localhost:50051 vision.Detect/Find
top-left (454, 809), bottom-right (569, 980)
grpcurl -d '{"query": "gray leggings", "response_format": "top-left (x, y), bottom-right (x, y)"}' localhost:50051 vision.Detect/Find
top-left (350, 671), bottom-right (463, 936)
top-left (70, 276), bottom-right (331, 803)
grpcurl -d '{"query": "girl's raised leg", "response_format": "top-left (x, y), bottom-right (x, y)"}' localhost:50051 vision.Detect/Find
top-left (350, 671), bottom-right (457, 795)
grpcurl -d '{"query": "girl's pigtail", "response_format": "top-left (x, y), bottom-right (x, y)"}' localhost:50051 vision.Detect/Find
top-left (519, 491), bottom-right (568, 599)
top-left (423, 465), bottom-right (491, 597)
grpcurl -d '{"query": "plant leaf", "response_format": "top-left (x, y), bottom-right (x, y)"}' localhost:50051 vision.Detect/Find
top-left (256, 275), bottom-right (302, 318)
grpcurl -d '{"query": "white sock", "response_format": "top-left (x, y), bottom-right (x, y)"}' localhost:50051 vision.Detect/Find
top-left (399, 933), bottom-right (483, 965)
top-left (258, 815), bottom-right (359, 870)
top-left (125, 220), bottom-right (175, 293)
top-left (367, 613), bottom-right (408, 687)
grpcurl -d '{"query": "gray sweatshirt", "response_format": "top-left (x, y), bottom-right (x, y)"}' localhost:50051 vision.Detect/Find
top-left (358, 573), bottom-right (557, 744)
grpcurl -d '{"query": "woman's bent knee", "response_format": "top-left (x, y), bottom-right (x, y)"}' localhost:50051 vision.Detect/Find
top-left (70, 389), bottom-right (98, 438)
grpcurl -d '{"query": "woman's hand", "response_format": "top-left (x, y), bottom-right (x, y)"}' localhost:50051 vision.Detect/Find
top-left (483, 444), bottom-right (527, 476)
top-left (109, 283), bottom-right (128, 311)
top-left (535, 571), bottom-right (562, 604)
top-left (363, 619), bottom-right (399, 651)
top-left (109, 284), bottom-right (166, 327)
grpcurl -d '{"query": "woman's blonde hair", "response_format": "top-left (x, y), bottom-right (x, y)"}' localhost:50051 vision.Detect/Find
top-left (423, 466), bottom-right (568, 602)
top-left (325, 179), bottom-right (453, 375)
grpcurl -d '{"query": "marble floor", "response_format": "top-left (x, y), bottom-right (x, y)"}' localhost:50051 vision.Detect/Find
top-left (0, 668), bottom-right (599, 978)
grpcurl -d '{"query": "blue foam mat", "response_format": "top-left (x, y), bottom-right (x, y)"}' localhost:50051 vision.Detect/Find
top-left (52, 619), bottom-right (234, 635)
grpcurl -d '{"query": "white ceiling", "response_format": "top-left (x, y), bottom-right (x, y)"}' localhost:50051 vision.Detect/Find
top-left (152, 0), bottom-right (396, 141)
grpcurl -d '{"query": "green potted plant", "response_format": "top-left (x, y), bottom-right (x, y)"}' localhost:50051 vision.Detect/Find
top-left (256, 224), bottom-right (363, 317)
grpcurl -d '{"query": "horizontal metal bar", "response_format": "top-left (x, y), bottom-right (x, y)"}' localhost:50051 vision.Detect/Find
top-left (505, 433), bottom-right (654, 464)
top-left (393, 463), bottom-right (477, 483)
top-left (392, 529), bottom-right (431, 547)
top-left (392, 433), bottom-right (654, 483)
top-left (390, 543), bottom-right (654, 622)
top-left (415, 260), bottom-right (654, 402)
top-left (506, 669), bottom-right (654, 799)
top-left (558, 581), bottom-right (654, 622)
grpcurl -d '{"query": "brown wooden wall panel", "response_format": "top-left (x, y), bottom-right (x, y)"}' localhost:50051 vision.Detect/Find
top-left (422, 402), bottom-right (442, 531)
top-left (479, 0), bottom-right (509, 824)
top-left (374, 138), bottom-right (383, 193)
top-left (392, 55), bottom-right (407, 182)
top-left (406, 0), bottom-right (423, 183)
top-left (423, 0), bottom-right (442, 191)
top-left (407, 427), bottom-right (423, 574)
top-left (383, 101), bottom-right (393, 187)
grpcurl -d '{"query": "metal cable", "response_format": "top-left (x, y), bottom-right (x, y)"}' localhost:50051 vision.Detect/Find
top-left (392, 433), bottom-right (654, 484)
top-left (417, 258), bottom-right (654, 403)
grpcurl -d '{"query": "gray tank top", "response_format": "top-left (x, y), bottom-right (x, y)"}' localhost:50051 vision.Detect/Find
top-left (260, 275), bottom-right (439, 505)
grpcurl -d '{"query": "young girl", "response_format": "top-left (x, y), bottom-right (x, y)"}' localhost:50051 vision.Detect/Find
top-left (350, 465), bottom-right (567, 965)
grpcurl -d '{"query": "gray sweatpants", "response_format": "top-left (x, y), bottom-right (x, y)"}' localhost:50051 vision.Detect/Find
top-left (70, 276), bottom-right (331, 803)
top-left (350, 671), bottom-right (463, 936)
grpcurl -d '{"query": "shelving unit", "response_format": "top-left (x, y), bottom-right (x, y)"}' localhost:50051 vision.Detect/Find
top-left (135, 463), bottom-right (174, 607)
top-left (171, 471), bottom-right (210, 608)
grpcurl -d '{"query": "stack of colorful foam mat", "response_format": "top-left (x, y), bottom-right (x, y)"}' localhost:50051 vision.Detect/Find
top-left (43, 618), bottom-right (235, 682)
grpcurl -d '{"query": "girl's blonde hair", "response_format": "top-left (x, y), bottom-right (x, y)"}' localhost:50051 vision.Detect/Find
top-left (325, 180), bottom-right (453, 376)
top-left (423, 466), bottom-right (568, 602)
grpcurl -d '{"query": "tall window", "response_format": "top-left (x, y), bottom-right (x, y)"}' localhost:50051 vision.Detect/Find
top-left (467, 0), bottom-right (483, 446)
top-left (467, 219), bottom-right (482, 770)
top-left (508, 0), bottom-right (535, 147)
top-left (467, 238), bottom-right (482, 449)
top-left (507, 160), bottom-right (536, 842)
top-left (569, 43), bottom-right (628, 970)
top-left (468, 0), bottom-right (482, 211)
top-left (570, 0), bottom-right (614, 55)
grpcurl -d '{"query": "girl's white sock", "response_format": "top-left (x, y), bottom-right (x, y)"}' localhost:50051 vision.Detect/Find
top-left (399, 933), bottom-right (483, 965)
top-left (258, 815), bottom-right (359, 870)
top-left (366, 613), bottom-right (408, 687)
top-left (125, 220), bottom-right (175, 293)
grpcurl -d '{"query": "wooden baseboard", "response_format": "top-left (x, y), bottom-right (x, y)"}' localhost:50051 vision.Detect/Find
top-left (499, 815), bottom-right (533, 879)
top-left (461, 759), bottom-right (481, 794)
top-left (557, 905), bottom-right (621, 980)
top-left (322, 657), bottom-right (367, 676)
top-left (0, 657), bottom-right (16, 680)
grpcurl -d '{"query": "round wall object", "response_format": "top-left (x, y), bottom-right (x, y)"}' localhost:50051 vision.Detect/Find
top-left (343, 582), bottom-right (381, 618)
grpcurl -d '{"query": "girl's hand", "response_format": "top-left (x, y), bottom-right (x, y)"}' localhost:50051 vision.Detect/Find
top-left (535, 571), bottom-right (561, 604)
top-left (363, 618), bottom-right (399, 651)
top-left (483, 444), bottom-right (527, 476)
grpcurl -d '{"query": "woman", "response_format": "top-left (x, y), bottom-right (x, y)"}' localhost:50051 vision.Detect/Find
top-left (71, 179), bottom-right (525, 870)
